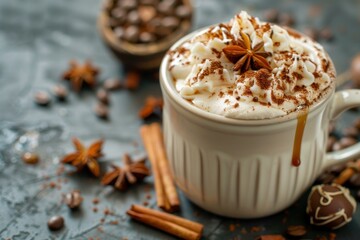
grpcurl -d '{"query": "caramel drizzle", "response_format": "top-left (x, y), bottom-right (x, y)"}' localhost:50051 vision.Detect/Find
top-left (291, 106), bottom-right (309, 167)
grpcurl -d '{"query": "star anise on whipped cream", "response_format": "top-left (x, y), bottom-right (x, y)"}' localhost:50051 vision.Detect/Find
top-left (101, 154), bottom-right (150, 191)
top-left (62, 138), bottom-right (104, 177)
top-left (223, 32), bottom-right (272, 73)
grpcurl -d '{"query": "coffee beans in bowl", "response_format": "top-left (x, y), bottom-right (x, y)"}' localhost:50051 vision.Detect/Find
top-left (98, 0), bottom-right (193, 70)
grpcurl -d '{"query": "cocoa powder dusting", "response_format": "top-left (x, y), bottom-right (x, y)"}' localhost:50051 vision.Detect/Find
top-left (255, 69), bottom-right (271, 90)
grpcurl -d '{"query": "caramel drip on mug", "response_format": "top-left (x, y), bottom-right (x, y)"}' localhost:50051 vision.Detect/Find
top-left (291, 107), bottom-right (309, 167)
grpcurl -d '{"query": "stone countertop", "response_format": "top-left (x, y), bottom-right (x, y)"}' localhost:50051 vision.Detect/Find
top-left (1, 0), bottom-right (360, 239)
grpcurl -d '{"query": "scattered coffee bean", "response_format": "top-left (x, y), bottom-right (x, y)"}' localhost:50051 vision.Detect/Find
top-left (332, 142), bottom-right (343, 151)
top-left (348, 172), bottom-right (360, 187)
top-left (256, 235), bottom-right (285, 240)
top-left (327, 136), bottom-right (337, 152)
top-left (353, 118), bottom-right (360, 130)
top-left (319, 27), bottom-right (333, 41)
top-left (351, 54), bottom-right (360, 87)
top-left (53, 85), bottom-right (67, 101)
top-left (263, 9), bottom-right (279, 23)
top-left (304, 27), bottom-right (318, 41)
top-left (47, 215), bottom-right (64, 231)
top-left (127, 10), bottom-right (141, 25)
top-left (103, 78), bottom-right (122, 91)
top-left (64, 190), bottom-right (83, 209)
top-left (175, 5), bottom-right (192, 19)
top-left (34, 91), bottom-right (51, 106)
top-left (342, 126), bottom-right (358, 137)
top-left (357, 190), bottom-right (360, 201)
top-left (139, 31), bottom-right (156, 43)
top-left (339, 137), bottom-right (357, 148)
top-left (124, 25), bottom-right (140, 42)
top-left (94, 103), bottom-right (109, 119)
top-left (327, 163), bottom-right (347, 175)
top-left (22, 152), bottom-right (39, 164)
top-left (278, 13), bottom-right (295, 26)
top-left (286, 225), bottom-right (307, 237)
top-left (316, 172), bottom-right (336, 184)
top-left (96, 88), bottom-right (110, 105)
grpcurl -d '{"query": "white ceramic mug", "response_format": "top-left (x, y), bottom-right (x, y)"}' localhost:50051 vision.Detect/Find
top-left (160, 29), bottom-right (360, 218)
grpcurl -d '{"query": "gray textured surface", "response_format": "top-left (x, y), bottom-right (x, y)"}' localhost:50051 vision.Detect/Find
top-left (1, 0), bottom-right (360, 239)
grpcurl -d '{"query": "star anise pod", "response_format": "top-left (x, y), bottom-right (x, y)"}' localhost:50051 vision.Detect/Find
top-left (62, 60), bottom-right (100, 92)
top-left (223, 32), bottom-right (272, 73)
top-left (62, 138), bottom-right (104, 177)
top-left (101, 154), bottom-right (150, 191)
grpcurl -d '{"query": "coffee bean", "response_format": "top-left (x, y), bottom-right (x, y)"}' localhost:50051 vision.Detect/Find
top-left (140, 0), bottom-right (159, 5)
top-left (353, 118), bottom-right (360, 130)
top-left (357, 190), bottom-right (360, 201)
top-left (162, 16), bottom-right (180, 30)
top-left (114, 26), bottom-right (125, 39)
top-left (94, 103), bottom-right (109, 119)
top-left (175, 5), bottom-right (192, 19)
top-left (278, 13), bottom-right (295, 26)
top-left (263, 9), bottom-right (279, 23)
top-left (127, 10), bottom-right (141, 25)
top-left (47, 215), bottom-right (64, 231)
top-left (34, 91), bottom-right (51, 106)
top-left (53, 85), bottom-right (67, 101)
top-left (103, 78), bottom-right (122, 91)
top-left (327, 163), bottom-right (347, 175)
top-left (303, 27), bottom-right (318, 41)
top-left (111, 8), bottom-right (127, 24)
top-left (119, 0), bottom-right (137, 10)
top-left (148, 17), bottom-right (162, 33)
top-left (332, 142), bottom-right (343, 151)
top-left (327, 136), bottom-right (337, 152)
top-left (316, 172), bottom-right (336, 184)
top-left (319, 27), bottom-right (333, 41)
top-left (139, 31), bottom-right (156, 43)
top-left (342, 126), bottom-right (359, 138)
top-left (339, 137), bottom-right (357, 148)
top-left (328, 122), bottom-right (336, 134)
top-left (138, 6), bottom-right (157, 22)
top-left (124, 26), bottom-right (140, 42)
top-left (64, 190), bottom-right (83, 209)
top-left (96, 88), bottom-right (110, 105)
top-left (349, 172), bottom-right (360, 187)
top-left (286, 225), bottom-right (307, 237)
top-left (22, 152), bottom-right (39, 164)
top-left (351, 54), bottom-right (360, 87)
top-left (157, 1), bottom-right (175, 15)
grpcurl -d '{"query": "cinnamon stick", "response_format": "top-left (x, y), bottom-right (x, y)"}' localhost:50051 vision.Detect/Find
top-left (140, 124), bottom-right (179, 212)
top-left (150, 123), bottom-right (180, 209)
top-left (127, 206), bottom-right (202, 240)
top-left (140, 125), bottom-right (170, 210)
top-left (131, 204), bottom-right (203, 234)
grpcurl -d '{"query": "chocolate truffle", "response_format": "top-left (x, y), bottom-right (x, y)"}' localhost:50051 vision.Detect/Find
top-left (306, 184), bottom-right (356, 229)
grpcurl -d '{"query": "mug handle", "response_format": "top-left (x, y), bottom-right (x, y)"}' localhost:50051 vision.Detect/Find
top-left (323, 89), bottom-right (360, 169)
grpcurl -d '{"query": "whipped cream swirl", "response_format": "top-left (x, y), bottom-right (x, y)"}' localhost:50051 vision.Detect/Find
top-left (168, 11), bottom-right (335, 119)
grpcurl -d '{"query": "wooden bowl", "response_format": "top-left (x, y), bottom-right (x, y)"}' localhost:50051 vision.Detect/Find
top-left (97, 1), bottom-right (193, 70)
